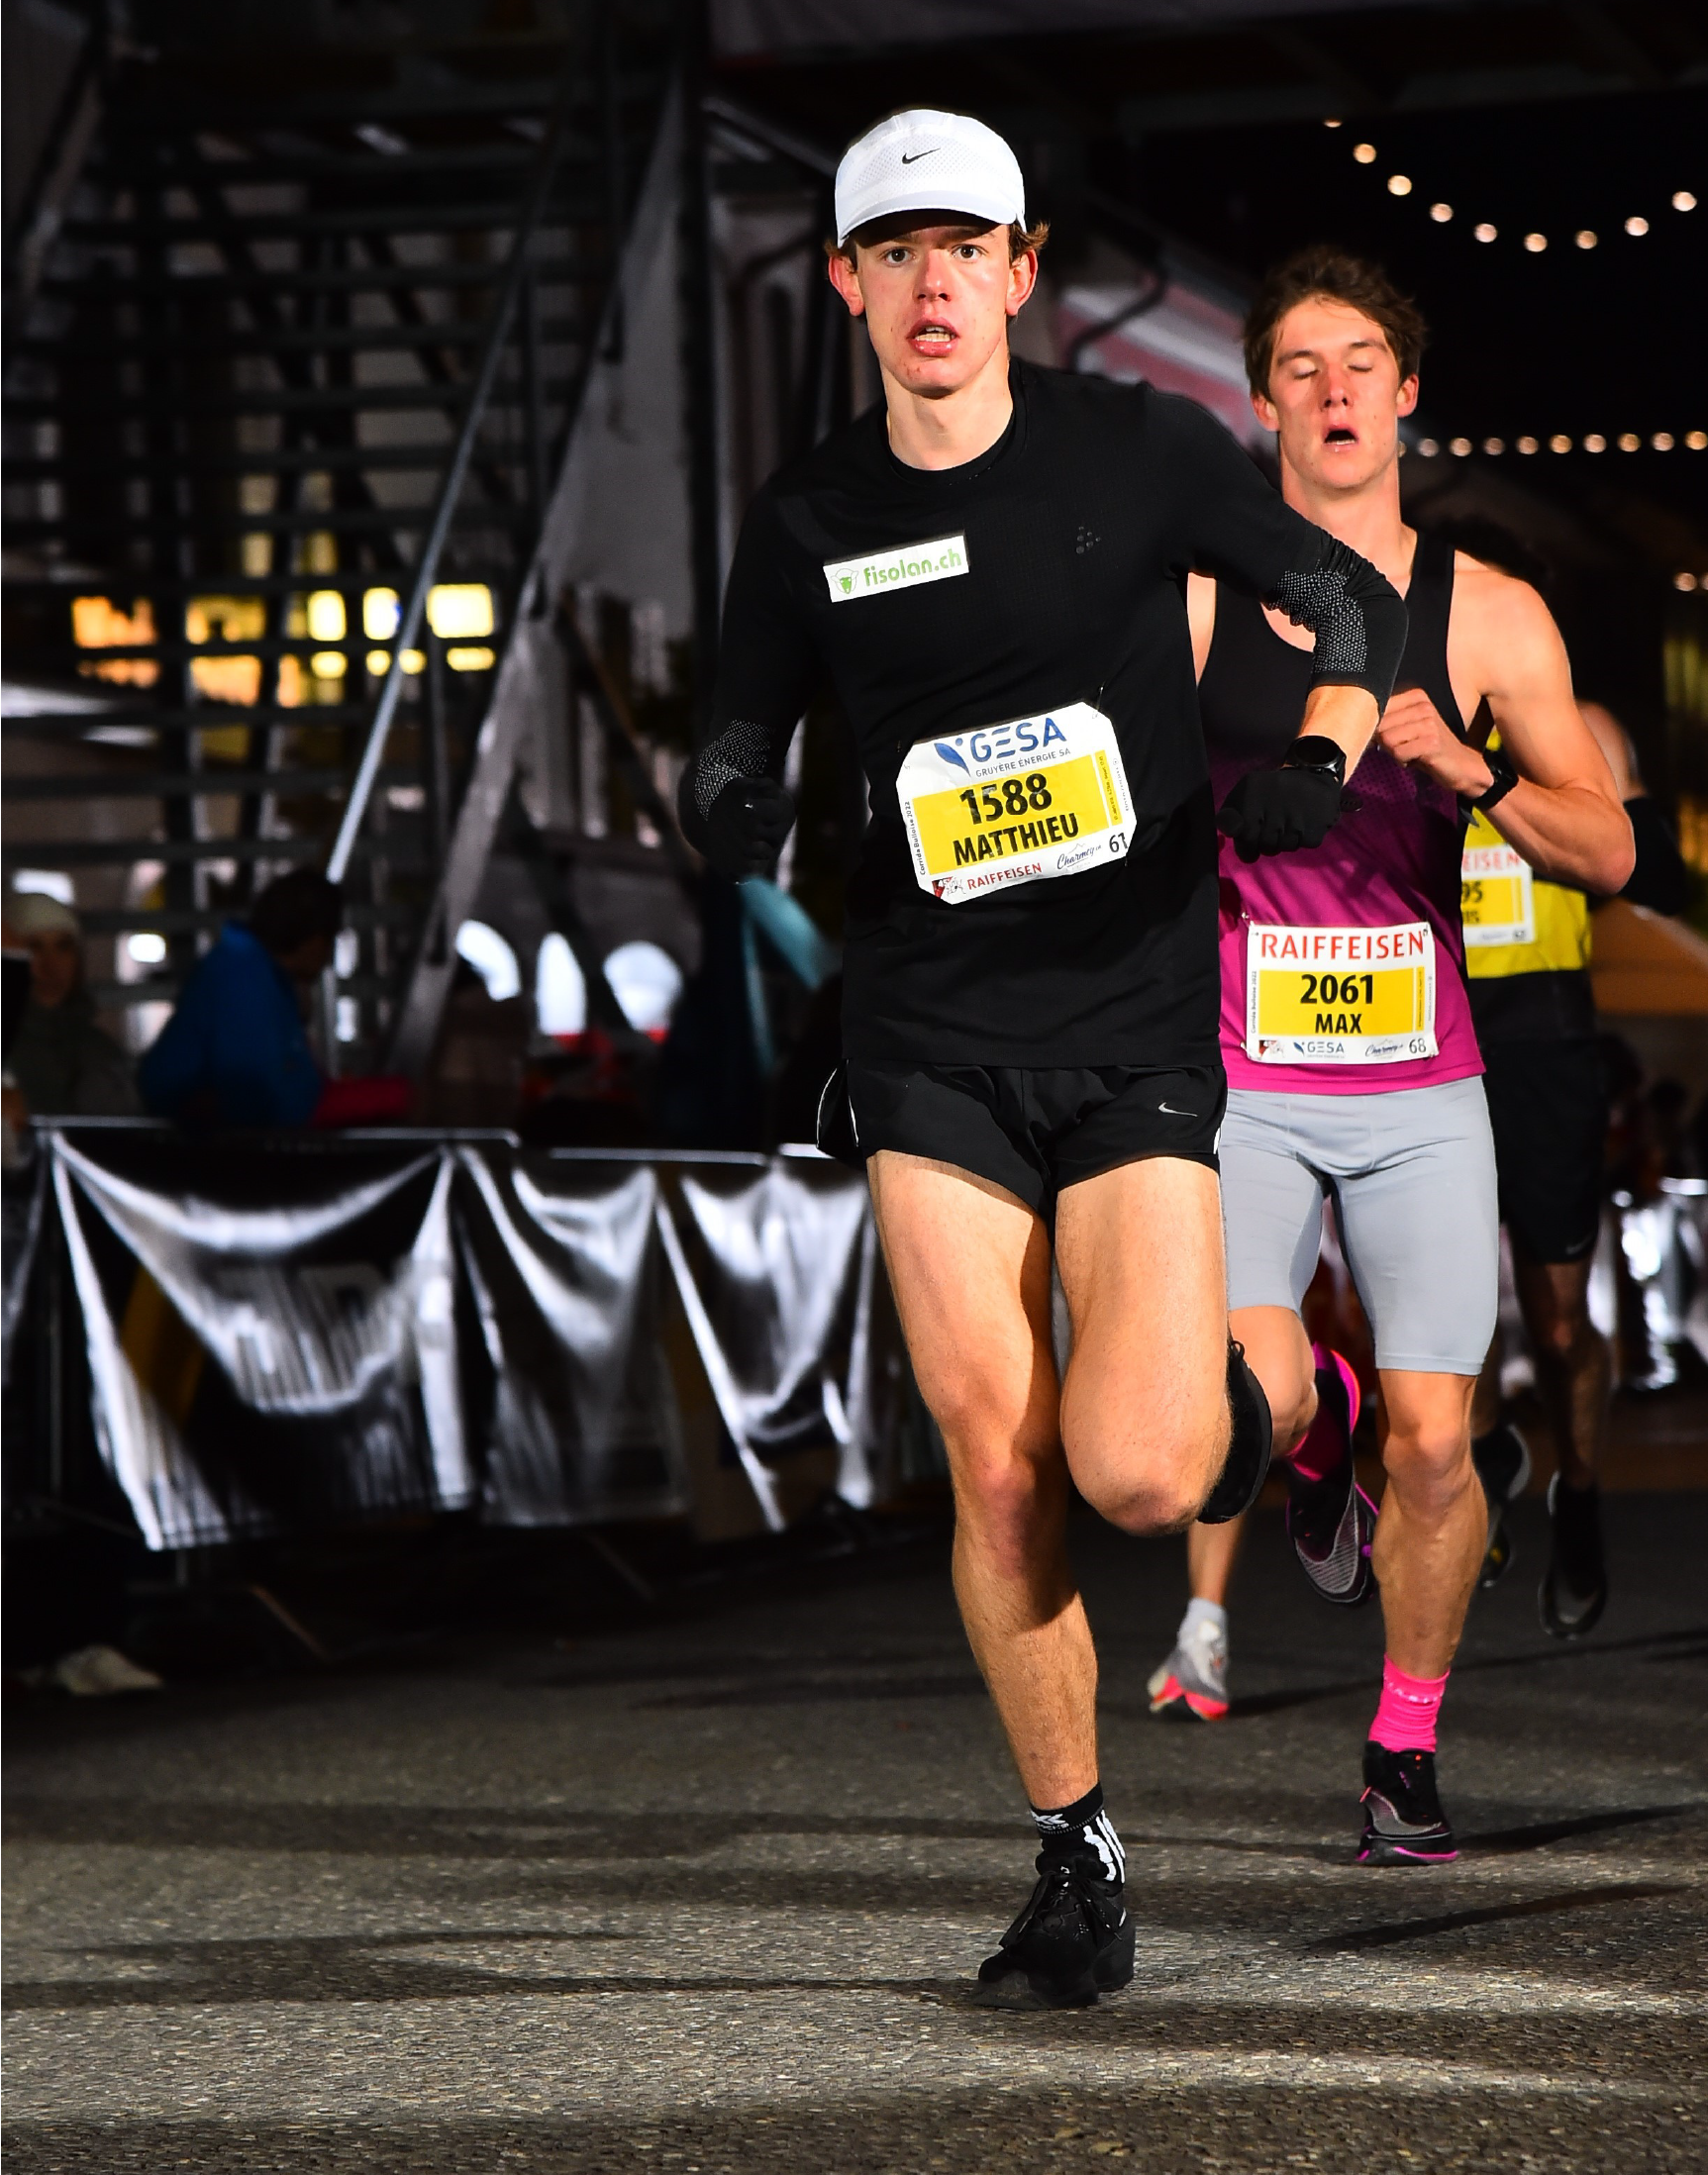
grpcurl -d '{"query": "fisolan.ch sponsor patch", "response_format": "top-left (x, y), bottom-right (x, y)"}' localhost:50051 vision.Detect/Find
top-left (823, 533), bottom-right (968, 602)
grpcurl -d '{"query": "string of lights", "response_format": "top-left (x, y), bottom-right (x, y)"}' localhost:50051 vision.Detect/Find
top-left (1322, 119), bottom-right (1697, 254)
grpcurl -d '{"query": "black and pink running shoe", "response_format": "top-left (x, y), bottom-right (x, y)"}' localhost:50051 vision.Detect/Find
top-left (1357, 1741), bottom-right (1458, 1865)
top-left (1284, 1344), bottom-right (1376, 1607)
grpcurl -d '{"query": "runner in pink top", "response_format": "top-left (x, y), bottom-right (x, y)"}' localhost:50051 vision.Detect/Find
top-left (1146, 248), bottom-right (1630, 1869)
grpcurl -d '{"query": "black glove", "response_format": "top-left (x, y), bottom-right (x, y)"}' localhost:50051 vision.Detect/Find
top-left (700, 775), bottom-right (796, 880)
top-left (1216, 737), bottom-right (1346, 863)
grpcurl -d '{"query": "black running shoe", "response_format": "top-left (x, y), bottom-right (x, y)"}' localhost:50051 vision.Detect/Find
top-left (1357, 1741), bottom-right (1458, 1865)
top-left (973, 1860), bottom-right (1135, 2010)
top-left (1199, 1341), bottom-right (1272, 1525)
top-left (1284, 1345), bottom-right (1375, 1607)
top-left (1539, 1473), bottom-right (1608, 1638)
top-left (1471, 1422), bottom-right (1532, 1590)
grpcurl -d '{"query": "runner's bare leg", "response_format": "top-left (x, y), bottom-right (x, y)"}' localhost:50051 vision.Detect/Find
top-left (869, 1151), bottom-right (1231, 1809)
top-left (1370, 1369), bottom-right (1483, 1676)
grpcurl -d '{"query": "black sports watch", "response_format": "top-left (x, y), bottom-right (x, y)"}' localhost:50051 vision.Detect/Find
top-left (1466, 743), bottom-right (1519, 814)
top-left (1279, 735), bottom-right (1348, 785)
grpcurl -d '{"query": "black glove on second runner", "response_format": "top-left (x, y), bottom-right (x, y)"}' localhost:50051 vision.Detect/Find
top-left (1216, 736), bottom-right (1347, 863)
top-left (699, 776), bottom-right (796, 879)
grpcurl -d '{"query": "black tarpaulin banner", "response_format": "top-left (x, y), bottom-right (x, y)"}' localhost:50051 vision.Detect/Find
top-left (34, 1128), bottom-right (901, 1549)
top-left (50, 1131), bottom-right (466, 1549)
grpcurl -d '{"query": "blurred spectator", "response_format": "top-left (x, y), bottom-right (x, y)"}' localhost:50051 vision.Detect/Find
top-left (0, 892), bottom-right (138, 1120)
top-left (139, 870), bottom-right (340, 1129)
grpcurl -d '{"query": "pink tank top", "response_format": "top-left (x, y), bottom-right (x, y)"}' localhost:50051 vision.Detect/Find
top-left (1200, 532), bottom-right (1482, 1096)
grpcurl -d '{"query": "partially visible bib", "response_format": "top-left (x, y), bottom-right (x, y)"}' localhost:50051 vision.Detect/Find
top-left (896, 700), bottom-right (1135, 905)
top-left (1245, 920), bottom-right (1438, 1066)
top-left (1460, 825), bottom-right (1537, 947)
top-left (1460, 804), bottom-right (1590, 976)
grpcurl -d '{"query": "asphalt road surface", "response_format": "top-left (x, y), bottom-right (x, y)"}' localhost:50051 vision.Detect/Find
top-left (5, 1493), bottom-right (1705, 2174)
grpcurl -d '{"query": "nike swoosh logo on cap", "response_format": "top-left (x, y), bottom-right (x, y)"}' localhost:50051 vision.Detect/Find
top-left (899, 149), bottom-right (938, 163)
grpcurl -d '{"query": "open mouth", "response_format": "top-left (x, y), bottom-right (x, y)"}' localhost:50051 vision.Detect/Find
top-left (1324, 426), bottom-right (1358, 445)
top-left (908, 320), bottom-right (957, 353)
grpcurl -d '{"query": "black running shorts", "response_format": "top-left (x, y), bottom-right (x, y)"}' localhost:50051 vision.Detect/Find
top-left (1481, 1037), bottom-right (1607, 1264)
top-left (831, 1059), bottom-right (1226, 1216)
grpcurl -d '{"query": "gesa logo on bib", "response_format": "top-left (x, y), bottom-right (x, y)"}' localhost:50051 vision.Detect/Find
top-left (1245, 921), bottom-right (1438, 1065)
top-left (896, 702), bottom-right (1135, 905)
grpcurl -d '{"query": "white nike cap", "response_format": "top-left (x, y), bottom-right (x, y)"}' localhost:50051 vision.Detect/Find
top-left (834, 109), bottom-right (1025, 248)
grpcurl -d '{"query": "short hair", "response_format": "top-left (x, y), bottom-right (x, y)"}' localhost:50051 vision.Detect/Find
top-left (829, 214), bottom-right (1050, 267)
top-left (1244, 247), bottom-right (1426, 398)
top-left (249, 869), bottom-right (342, 957)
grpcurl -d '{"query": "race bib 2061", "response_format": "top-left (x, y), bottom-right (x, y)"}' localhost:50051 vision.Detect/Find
top-left (1245, 921), bottom-right (1438, 1065)
top-left (896, 702), bottom-right (1135, 905)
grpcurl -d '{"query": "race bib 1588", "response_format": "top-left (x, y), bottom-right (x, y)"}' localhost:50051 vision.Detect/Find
top-left (896, 701), bottom-right (1134, 904)
top-left (1245, 921), bottom-right (1437, 1065)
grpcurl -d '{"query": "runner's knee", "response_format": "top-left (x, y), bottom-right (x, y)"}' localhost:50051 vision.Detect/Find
top-left (1072, 1419), bottom-right (1222, 1535)
top-left (1382, 1422), bottom-right (1473, 1499)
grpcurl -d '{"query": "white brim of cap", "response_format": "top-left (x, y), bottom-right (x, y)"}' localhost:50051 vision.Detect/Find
top-left (836, 183), bottom-right (1021, 247)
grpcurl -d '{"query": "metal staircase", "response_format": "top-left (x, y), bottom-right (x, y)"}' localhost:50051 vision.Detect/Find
top-left (3, 5), bottom-right (675, 1077)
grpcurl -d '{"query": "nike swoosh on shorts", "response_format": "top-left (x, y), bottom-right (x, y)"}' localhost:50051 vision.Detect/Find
top-left (1158, 1103), bottom-right (1198, 1117)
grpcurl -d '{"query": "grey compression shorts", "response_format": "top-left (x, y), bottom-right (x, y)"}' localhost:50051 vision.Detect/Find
top-left (1220, 1075), bottom-right (1498, 1376)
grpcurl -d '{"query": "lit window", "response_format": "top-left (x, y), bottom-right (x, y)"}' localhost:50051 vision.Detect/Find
top-left (454, 920), bottom-right (521, 1002)
top-left (446, 645), bottom-right (496, 673)
top-left (604, 940), bottom-right (682, 1037)
top-left (310, 651), bottom-right (346, 680)
top-left (427, 584), bottom-right (494, 640)
top-left (127, 933), bottom-right (167, 965)
top-left (363, 587), bottom-right (400, 640)
top-left (306, 590), bottom-right (347, 643)
top-left (535, 933), bottom-right (587, 1038)
top-left (12, 870), bottom-right (74, 905)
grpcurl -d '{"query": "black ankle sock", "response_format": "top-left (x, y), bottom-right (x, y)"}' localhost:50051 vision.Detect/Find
top-left (1030, 1782), bottom-right (1126, 1885)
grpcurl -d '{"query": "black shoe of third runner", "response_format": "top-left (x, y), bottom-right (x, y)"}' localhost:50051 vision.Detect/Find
top-left (974, 1860), bottom-right (1135, 2010)
top-left (1199, 1340), bottom-right (1272, 1525)
top-left (1540, 1472), bottom-right (1608, 1638)
top-left (1471, 1422), bottom-right (1532, 1589)
top-left (1284, 1345), bottom-right (1375, 1607)
top-left (1357, 1741), bottom-right (1458, 1865)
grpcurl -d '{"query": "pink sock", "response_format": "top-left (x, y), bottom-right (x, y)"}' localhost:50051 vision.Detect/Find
top-left (1370, 1657), bottom-right (1449, 1754)
top-left (1287, 1343), bottom-right (1359, 1484)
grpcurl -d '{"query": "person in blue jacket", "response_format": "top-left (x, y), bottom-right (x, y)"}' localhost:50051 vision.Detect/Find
top-left (140, 871), bottom-right (341, 1129)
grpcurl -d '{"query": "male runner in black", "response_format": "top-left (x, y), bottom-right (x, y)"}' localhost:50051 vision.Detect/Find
top-left (679, 109), bottom-right (1406, 2007)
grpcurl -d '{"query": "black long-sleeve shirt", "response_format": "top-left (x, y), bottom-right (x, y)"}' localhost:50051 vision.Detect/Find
top-left (689, 361), bottom-right (1406, 1068)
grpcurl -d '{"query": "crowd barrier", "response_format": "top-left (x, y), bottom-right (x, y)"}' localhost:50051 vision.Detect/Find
top-left (3, 1124), bottom-right (922, 1552)
top-left (5, 1125), bottom-right (1703, 1556)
